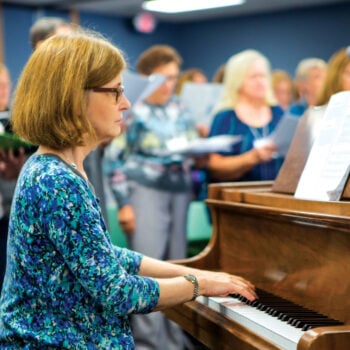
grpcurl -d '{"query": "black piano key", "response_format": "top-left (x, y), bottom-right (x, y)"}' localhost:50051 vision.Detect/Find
top-left (229, 288), bottom-right (344, 331)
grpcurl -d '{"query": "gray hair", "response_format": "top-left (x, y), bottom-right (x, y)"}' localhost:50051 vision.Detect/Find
top-left (295, 58), bottom-right (327, 81)
top-left (30, 17), bottom-right (71, 49)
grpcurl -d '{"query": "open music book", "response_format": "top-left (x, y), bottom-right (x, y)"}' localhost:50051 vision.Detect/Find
top-left (295, 91), bottom-right (350, 201)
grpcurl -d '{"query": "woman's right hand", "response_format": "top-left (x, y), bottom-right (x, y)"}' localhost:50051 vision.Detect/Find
top-left (118, 204), bottom-right (135, 236)
top-left (196, 270), bottom-right (257, 301)
top-left (254, 141), bottom-right (278, 163)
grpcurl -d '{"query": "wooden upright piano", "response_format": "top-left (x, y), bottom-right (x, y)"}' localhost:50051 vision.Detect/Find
top-left (164, 109), bottom-right (350, 349)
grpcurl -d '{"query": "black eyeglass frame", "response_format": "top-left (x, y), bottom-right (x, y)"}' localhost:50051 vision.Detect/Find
top-left (86, 86), bottom-right (125, 102)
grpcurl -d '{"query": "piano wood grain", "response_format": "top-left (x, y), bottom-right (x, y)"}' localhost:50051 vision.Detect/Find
top-left (164, 182), bottom-right (350, 350)
top-left (298, 326), bottom-right (350, 350)
top-left (165, 301), bottom-right (281, 350)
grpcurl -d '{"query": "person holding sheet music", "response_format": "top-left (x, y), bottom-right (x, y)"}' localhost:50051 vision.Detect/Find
top-left (207, 49), bottom-right (284, 186)
top-left (0, 63), bottom-right (16, 135)
top-left (175, 67), bottom-right (210, 200)
top-left (0, 63), bottom-right (27, 293)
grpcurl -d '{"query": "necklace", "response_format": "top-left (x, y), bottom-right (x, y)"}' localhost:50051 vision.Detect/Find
top-left (58, 154), bottom-right (88, 181)
top-left (248, 125), bottom-right (269, 140)
top-left (55, 152), bottom-right (78, 170)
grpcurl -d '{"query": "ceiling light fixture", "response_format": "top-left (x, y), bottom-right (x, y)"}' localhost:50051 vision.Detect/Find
top-left (142, 0), bottom-right (246, 14)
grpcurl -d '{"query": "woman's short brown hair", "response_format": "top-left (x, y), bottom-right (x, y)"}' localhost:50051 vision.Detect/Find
top-left (11, 29), bottom-right (126, 150)
top-left (136, 44), bottom-right (182, 75)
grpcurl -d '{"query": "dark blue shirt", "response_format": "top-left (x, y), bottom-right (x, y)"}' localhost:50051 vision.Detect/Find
top-left (208, 106), bottom-right (285, 182)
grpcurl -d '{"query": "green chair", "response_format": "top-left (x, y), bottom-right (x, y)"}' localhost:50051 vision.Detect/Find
top-left (106, 203), bottom-right (127, 248)
top-left (107, 200), bottom-right (213, 256)
top-left (186, 201), bottom-right (212, 257)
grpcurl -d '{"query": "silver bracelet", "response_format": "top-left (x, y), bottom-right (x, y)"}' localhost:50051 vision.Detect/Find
top-left (183, 274), bottom-right (199, 300)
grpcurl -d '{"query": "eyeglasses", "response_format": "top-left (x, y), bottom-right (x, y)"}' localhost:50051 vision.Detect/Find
top-left (87, 86), bottom-right (125, 102)
top-left (164, 75), bottom-right (179, 82)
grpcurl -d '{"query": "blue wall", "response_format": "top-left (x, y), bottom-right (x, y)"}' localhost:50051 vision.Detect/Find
top-left (2, 2), bottom-right (350, 86)
top-left (79, 12), bottom-right (181, 72)
top-left (178, 3), bottom-right (350, 79)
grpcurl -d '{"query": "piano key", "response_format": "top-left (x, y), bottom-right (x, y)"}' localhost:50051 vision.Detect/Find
top-left (197, 289), bottom-right (343, 350)
top-left (251, 288), bottom-right (343, 330)
top-left (197, 295), bottom-right (304, 350)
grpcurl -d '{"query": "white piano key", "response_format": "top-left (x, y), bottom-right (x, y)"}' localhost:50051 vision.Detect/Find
top-left (197, 296), bottom-right (304, 350)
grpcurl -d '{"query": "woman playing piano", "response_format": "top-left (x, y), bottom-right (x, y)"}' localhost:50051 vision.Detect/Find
top-left (0, 29), bottom-right (256, 348)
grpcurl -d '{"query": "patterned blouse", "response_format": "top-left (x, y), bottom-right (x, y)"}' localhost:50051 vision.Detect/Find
top-left (103, 96), bottom-right (198, 208)
top-left (0, 154), bottom-right (160, 349)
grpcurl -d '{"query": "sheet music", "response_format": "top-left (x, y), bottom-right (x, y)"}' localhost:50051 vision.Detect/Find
top-left (139, 73), bottom-right (166, 102)
top-left (253, 114), bottom-right (299, 156)
top-left (180, 82), bottom-right (223, 126)
top-left (167, 135), bottom-right (242, 155)
top-left (123, 70), bottom-right (165, 106)
top-left (266, 114), bottom-right (299, 156)
top-left (295, 91), bottom-right (350, 201)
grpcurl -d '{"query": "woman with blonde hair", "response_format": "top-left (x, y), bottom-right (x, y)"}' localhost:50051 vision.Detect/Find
top-left (207, 49), bottom-right (284, 184)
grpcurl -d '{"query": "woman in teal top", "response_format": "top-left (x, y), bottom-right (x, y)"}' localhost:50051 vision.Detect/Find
top-left (0, 29), bottom-right (256, 349)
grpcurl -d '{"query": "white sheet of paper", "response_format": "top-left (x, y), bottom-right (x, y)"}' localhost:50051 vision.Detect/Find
top-left (139, 73), bottom-right (166, 101)
top-left (0, 111), bottom-right (10, 121)
top-left (266, 114), bottom-right (299, 156)
top-left (123, 70), bottom-right (165, 106)
top-left (180, 82), bottom-right (223, 126)
top-left (253, 114), bottom-right (299, 156)
top-left (295, 91), bottom-right (350, 201)
top-left (167, 135), bottom-right (242, 155)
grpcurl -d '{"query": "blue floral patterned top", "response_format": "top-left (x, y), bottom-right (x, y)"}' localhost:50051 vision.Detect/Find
top-left (0, 154), bottom-right (160, 349)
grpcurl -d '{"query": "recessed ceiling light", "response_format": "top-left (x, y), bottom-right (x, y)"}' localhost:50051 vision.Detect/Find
top-left (142, 0), bottom-right (246, 14)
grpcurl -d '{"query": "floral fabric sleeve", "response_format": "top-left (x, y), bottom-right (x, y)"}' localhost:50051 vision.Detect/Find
top-left (112, 246), bottom-right (143, 275)
top-left (37, 169), bottom-right (159, 315)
